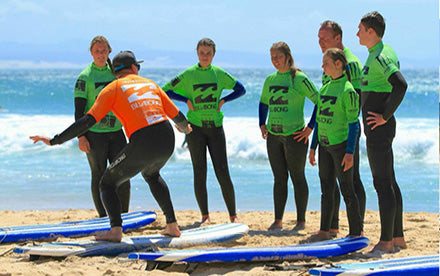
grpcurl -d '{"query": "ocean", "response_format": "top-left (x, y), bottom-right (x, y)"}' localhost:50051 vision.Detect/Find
top-left (0, 68), bottom-right (438, 214)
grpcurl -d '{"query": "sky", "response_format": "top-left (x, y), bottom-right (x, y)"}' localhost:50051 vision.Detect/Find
top-left (0, 0), bottom-right (438, 69)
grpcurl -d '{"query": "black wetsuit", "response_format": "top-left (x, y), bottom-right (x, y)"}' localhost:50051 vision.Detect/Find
top-left (361, 41), bottom-right (407, 241)
top-left (187, 124), bottom-right (236, 217)
top-left (76, 98), bottom-right (130, 217)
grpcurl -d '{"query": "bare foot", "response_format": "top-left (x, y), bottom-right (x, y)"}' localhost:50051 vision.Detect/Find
top-left (161, 222), bottom-right (181, 237)
top-left (95, 226), bottom-right (123, 243)
top-left (201, 215), bottom-right (212, 225)
top-left (393, 237), bottom-right (407, 249)
top-left (292, 222), bottom-right (305, 231)
top-left (369, 240), bottom-right (395, 253)
top-left (302, 230), bottom-right (332, 243)
top-left (230, 215), bottom-right (239, 223)
top-left (308, 228), bottom-right (338, 237)
top-left (268, 219), bottom-right (282, 231)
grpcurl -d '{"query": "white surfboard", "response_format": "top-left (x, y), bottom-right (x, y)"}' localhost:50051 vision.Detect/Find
top-left (14, 223), bottom-right (249, 257)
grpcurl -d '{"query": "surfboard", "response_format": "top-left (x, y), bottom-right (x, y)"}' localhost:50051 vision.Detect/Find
top-left (13, 223), bottom-right (249, 257)
top-left (128, 236), bottom-right (369, 263)
top-left (1, 211), bottom-right (156, 243)
top-left (308, 254), bottom-right (439, 276)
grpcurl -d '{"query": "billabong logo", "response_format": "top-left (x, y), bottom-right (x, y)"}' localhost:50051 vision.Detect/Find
top-left (121, 83), bottom-right (156, 92)
top-left (319, 95), bottom-right (337, 117)
top-left (128, 91), bottom-right (160, 103)
top-left (269, 86), bottom-right (288, 105)
top-left (194, 94), bottom-right (216, 103)
top-left (193, 83), bottom-right (217, 92)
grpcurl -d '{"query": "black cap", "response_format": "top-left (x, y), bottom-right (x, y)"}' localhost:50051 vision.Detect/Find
top-left (112, 50), bottom-right (144, 72)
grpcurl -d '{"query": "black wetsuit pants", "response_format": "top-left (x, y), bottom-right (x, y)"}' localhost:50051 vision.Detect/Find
top-left (99, 121), bottom-right (177, 227)
top-left (186, 124), bottom-right (237, 217)
top-left (85, 130), bottom-right (130, 217)
top-left (318, 141), bottom-right (362, 236)
top-left (330, 126), bottom-right (366, 229)
top-left (267, 133), bottom-right (308, 223)
top-left (365, 119), bottom-right (403, 241)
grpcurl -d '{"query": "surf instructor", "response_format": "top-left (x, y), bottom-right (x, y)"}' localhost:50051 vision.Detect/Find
top-left (30, 50), bottom-right (192, 242)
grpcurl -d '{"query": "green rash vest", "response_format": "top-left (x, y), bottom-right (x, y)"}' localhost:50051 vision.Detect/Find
top-left (322, 47), bottom-right (363, 90)
top-left (316, 75), bottom-right (359, 146)
top-left (260, 70), bottom-right (319, 135)
top-left (73, 63), bottom-right (122, 133)
top-left (162, 64), bottom-right (237, 128)
top-left (360, 41), bottom-right (400, 94)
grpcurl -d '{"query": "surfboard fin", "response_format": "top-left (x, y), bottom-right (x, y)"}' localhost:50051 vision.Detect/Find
top-left (184, 262), bottom-right (199, 274)
top-left (145, 261), bottom-right (173, 271)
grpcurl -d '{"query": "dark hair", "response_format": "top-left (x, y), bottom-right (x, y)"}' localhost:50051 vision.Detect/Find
top-left (361, 11), bottom-right (385, 38)
top-left (197, 38), bottom-right (216, 55)
top-left (324, 48), bottom-right (351, 82)
top-left (320, 20), bottom-right (343, 39)
top-left (270, 41), bottom-right (301, 83)
top-left (90, 35), bottom-right (115, 74)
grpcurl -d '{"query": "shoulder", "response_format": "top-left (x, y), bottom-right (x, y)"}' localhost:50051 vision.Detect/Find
top-left (77, 64), bottom-right (93, 80)
top-left (343, 80), bottom-right (355, 92)
top-left (344, 48), bottom-right (362, 65)
top-left (264, 71), bottom-right (278, 82)
top-left (294, 70), bottom-right (309, 81)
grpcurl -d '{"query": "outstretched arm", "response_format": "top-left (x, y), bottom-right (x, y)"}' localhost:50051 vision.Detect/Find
top-left (30, 114), bottom-right (97, 146)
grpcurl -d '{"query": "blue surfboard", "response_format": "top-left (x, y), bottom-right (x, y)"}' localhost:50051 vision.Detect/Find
top-left (128, 236), bottom-right (369, 263)
top-left (14, 223), bottom-right (249, 257)
top-left (1, 211), bottom-right (156, 243)
top-left (309, 254), bottom-right (439, 275)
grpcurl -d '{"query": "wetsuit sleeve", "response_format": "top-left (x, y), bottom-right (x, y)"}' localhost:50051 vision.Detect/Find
top-left (383, 71), bottom-right (407, 121)
top-left (170, 111), bottom-right (190, 133)
top-left (346, 122), bottom-right (359, 154)
top-left (220, 81), bottom-right (246, 103)
top-left (87, 81), bottom-right (117, 123)
top-left (259, 102), bottom-right (269, 126)
top-left (296, 75), bottom-right (319, 105)
top-left (74, 98), bottom-right (87, 121)
top-left (307, 105), bottom-right (317, 129)
top-left (74, 97), bottom-right (88, 138)
top-left (50, 114), bottom-right (97, 145)
top-left (165, 90), bottom-right (189, 102)
top-left (310, 123), bottom-right (318, 150)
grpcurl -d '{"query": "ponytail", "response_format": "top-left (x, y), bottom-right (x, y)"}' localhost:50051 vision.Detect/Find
top-left (107, 58), bottom-right (115, 75)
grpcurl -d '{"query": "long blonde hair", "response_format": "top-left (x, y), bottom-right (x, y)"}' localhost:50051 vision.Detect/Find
top-left (270, 42), bottom-right (301, 83)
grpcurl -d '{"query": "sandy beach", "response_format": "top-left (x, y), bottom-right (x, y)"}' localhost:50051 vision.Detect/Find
top-left (0, 209), bottom-right (438, 276)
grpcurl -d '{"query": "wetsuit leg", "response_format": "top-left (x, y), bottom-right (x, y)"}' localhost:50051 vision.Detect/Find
top-left (391, 158), bottom-right (404, 238)
top-left (284, 135), bottom-right (309, 223)
top-left (331, 127), bottom-right (365, 230)
top-left (206, 126), bottom-right (237, 217)
top-left (85, 131), bottom-right (109, 217)
top-left (186, 125), bottom-right (209, 216)
top-left (329, 142), bottom-right (362, 236)
top-left (100, 121), bottom-right (176, 227)
top-left (139, 122), bottom-right (176, 224)
top-left (266, 134), bottom-right (289, 220)
top-left (330, 185), bottom-right (341, 230)
top-left (353, 129), bottom-right (366, 224)
top-left (366, 139), bottom-right (398, 241)
top-left (107, 130), bottom-right (131, 214)
top-left (318, 145), bottom-right (337, 232)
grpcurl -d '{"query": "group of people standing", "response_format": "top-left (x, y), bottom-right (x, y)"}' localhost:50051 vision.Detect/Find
top-left (30, 11), bottom-right (407, 253)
